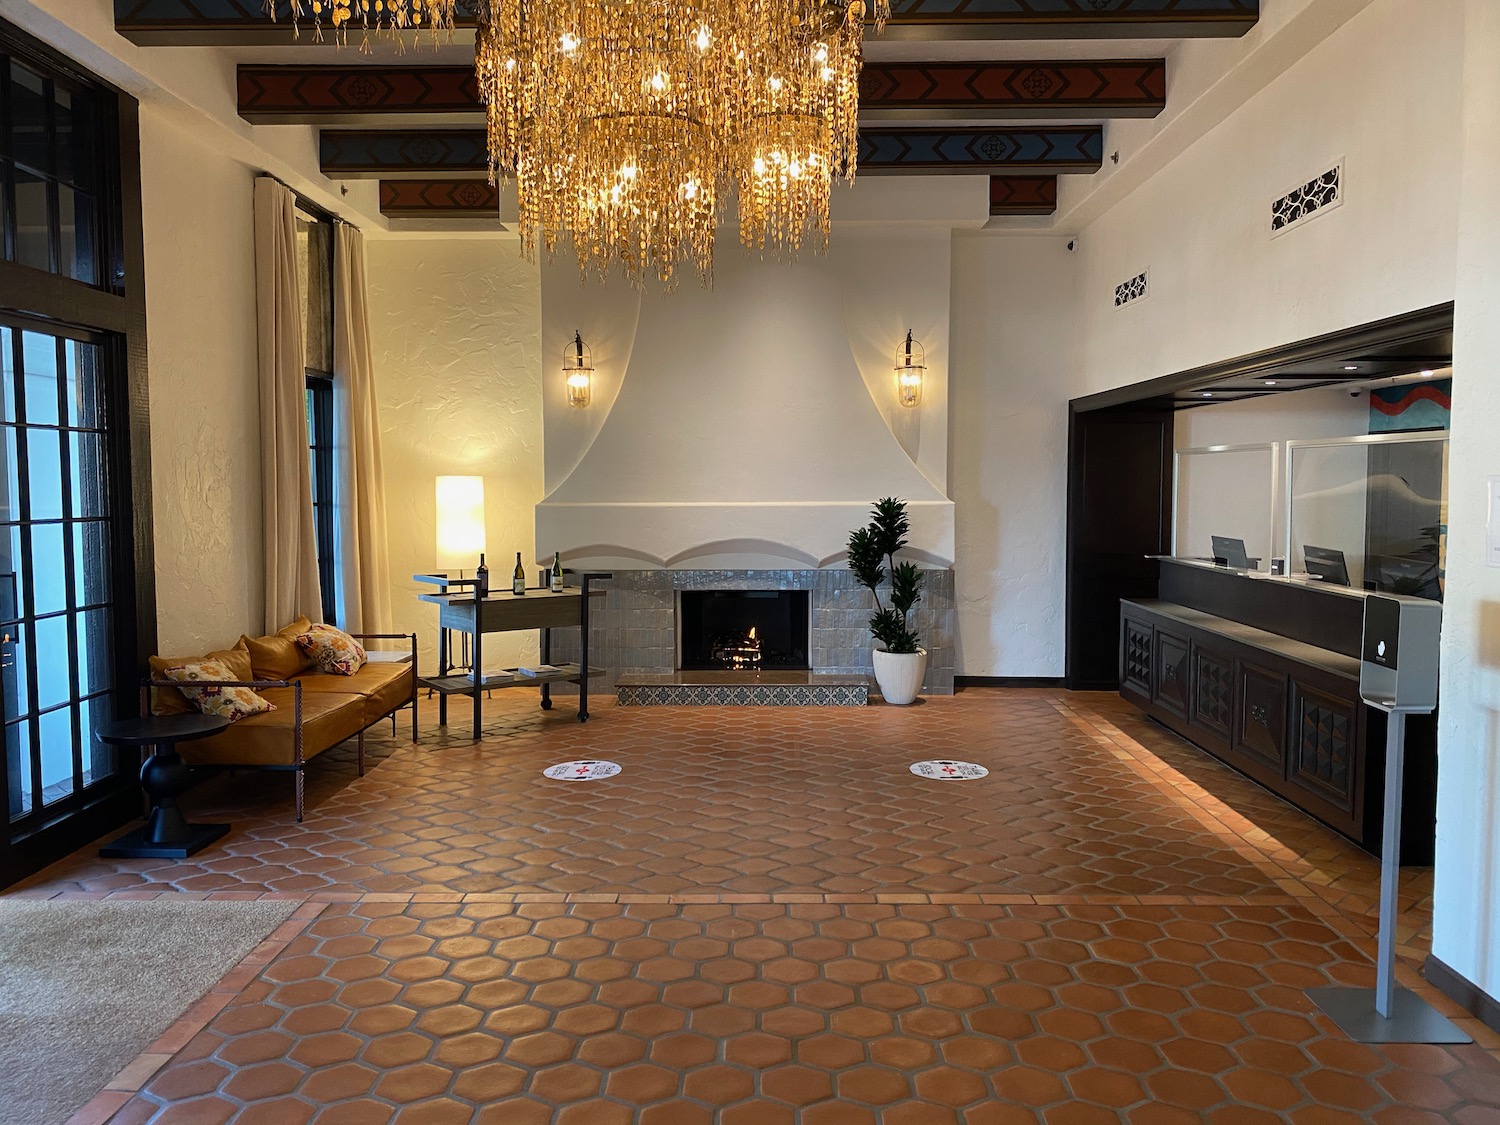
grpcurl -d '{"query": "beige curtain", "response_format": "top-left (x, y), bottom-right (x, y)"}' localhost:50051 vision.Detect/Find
top-left (253, 176), bottom-right (323, 633)
top-left (332, 223), bottom-right (393, 632)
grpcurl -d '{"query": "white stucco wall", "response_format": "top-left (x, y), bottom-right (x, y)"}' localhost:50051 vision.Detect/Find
top-left (1432, 0), bottom-right (1500, 1005)
top-left (366, 238), bottom-right (545, 672)
top-left (1073, 0), bottom-right (1462, 394)
top-left (536, 230), bottom-right (956, 571)
top-left (140, 109), bottom-right (263, 654)
top-left (949, 234), bottom-right (1079, 678)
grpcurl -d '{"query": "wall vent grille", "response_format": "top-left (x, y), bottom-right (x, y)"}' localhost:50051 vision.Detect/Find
top-left (1272, 161), bottom-right (1343, 236)
top-left (1114, 270), bottom-right (1149, 308)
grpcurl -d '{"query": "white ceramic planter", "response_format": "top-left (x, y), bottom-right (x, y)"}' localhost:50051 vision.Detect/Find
top-left (872, 647), bottom-right (927, 705)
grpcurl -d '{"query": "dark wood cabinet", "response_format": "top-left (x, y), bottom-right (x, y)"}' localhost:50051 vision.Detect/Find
top-left (1119, 595), bottom-right (1433, 862)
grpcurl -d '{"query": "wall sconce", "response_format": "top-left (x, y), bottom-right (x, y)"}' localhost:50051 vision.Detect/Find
top-left (563, 330), bottom-right (593, 408)
top-left (895, 329), bottom-right (925, 408)
top-left (435, 476), bottom-right (486, 571)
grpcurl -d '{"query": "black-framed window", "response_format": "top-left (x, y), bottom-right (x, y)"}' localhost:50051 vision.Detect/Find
top-left (295, 204), bottom-right (336, 623)
top-left (0, 16), bottom-right (150, 882)
top-left (305, 374), bottom-right (336, 624)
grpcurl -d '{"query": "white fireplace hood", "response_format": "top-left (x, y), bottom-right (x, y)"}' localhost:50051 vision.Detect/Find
top-left (536, 229), bottom-right (957, 570)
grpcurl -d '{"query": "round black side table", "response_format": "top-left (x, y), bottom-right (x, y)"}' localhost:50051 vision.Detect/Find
top-left (97, 714), bottom-right (231, 859)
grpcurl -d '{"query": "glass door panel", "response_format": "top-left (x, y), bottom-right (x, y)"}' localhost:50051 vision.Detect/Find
top-left (0, 321), bottom-right (118, 820)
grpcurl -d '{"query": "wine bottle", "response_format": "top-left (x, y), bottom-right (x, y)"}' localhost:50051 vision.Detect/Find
top-left (512, 551), bottom-right (526, 595)
top-left (474, 553), bottom-right (489, 599)
top-left (550, 551), bottom-right (564, 592)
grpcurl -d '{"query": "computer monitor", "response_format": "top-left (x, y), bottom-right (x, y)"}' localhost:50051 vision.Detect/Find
top-left (1210, 535), bottom-right (1252, 569)
top-left (1303, 544), bottom-right (1351, 587)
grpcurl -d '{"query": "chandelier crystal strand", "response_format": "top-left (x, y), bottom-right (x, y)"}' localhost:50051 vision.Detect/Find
top-left (265, 0), bottom-right (458, 44)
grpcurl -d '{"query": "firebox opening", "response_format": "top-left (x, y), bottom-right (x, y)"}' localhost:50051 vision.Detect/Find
top-left (677, 590), bottom-right (811, 672)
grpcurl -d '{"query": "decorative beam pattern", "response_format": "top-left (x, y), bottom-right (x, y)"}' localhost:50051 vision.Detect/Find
top-left (988, 175), bottom-right (1057, 215)
top-left (857, 127), bottom-right (1102, 173)
top-left (322, 127), bottom-right (1104, 177)
top-left (241, 61), bottom-right (1164, 123)
top-left (380, 179), bottom-right (499, 217)
top-left (117, 0), bottom-right (1257, 45)
top-left (321, 130), bottom-right (488, 179)
top-left (861, 60), bottom-right (1164, 120)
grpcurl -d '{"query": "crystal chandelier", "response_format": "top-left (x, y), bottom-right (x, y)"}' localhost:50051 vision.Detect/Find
top-left (268, 0), bottom-right (881, 287)
top-left (475, 0), bottom-right (881, 287)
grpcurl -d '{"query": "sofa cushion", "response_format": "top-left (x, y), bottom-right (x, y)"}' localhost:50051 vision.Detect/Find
top-left (148, 641), bottom-right (253, 716)
top-left (162, 659), bottom-right (276, 723)
top-left (295, 661), bottom-right (413, 727)
top-left (242, 616), bottom-right (315, 680)
top-left (178, 687), bottom-right (366, 768)
top-left (295, 623), bottom-right (367, 676)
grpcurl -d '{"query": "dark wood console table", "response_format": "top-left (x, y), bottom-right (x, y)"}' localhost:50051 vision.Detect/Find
top-left (416, 574), bottom-right (610, 740)
top-left (1120, 559), bottom-right (1437, 862)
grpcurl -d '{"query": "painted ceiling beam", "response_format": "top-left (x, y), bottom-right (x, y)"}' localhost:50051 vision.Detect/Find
top-left (380, 179), bottom-right (498, 218)
top-left (116, 0), bottom-right (1257, 46)
top-left (239, 61), bottom-right (1165, 125)
top-left (988, 175), bottom-right (1057, 216)
top-left (321, 126), bottom-right (1105, 178)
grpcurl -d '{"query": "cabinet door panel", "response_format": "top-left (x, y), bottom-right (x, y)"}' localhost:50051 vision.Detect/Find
top-left (1121, 615), bottom-right (1153, 701)
top-left (1154, 629), bottom-right (1190, 718)
top-left (1233, 661), bottom-right (1286, 771)
top-left (1289, 680), bottom-right (1359, 815)
top-left (1191, 643), bottom-right (1234, 740)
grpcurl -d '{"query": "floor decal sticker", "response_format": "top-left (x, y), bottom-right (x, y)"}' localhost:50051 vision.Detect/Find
top-left (543, 760), bottom-right (622, 781)
top-left (909, 760), bottom-right (989, 780)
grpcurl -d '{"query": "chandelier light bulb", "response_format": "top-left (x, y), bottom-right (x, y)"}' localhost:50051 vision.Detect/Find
top-left (558, 31), bottom-right (580, 54)
top-left (694, 26), bottom-right (712, 51)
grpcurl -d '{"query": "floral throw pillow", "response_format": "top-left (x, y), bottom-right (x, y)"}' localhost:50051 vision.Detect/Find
top-left (295, 623), bottom-right (368, 676)
top-left (163, 659), bottom-right (275, 723)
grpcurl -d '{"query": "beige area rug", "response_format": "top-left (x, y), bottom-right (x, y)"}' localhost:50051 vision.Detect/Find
top-left (0, 898), bottom-right (297, 1125)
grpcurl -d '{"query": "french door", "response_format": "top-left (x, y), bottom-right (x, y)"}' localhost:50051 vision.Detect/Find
top-left (0, 320), bottom-right (119, 823)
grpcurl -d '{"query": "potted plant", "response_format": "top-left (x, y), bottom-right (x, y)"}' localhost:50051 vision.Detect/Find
top-left (847, 497), bottom-right (926, 705)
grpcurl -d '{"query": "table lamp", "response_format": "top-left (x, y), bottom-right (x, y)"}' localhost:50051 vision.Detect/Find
top-left (435, 475), bottom-right (486, 573)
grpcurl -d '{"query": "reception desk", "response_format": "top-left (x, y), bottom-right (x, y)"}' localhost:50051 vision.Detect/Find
top-left (1120, 558), bottom-right (1437, 862)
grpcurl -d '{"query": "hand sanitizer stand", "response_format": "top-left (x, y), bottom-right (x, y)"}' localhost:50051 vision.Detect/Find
top-left (1307, 595), bottom-right (1469, 1043)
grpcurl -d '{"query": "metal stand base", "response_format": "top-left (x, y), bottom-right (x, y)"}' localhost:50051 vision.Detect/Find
top-left (1308, 987), bottom-right (1471, 1044)
top-left (101, 821), bottom-right (229, 859)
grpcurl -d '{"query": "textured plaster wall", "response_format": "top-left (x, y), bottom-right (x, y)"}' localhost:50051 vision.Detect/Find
top-left (1073, 0), bottom-right (1462, 395)
top-left (140, 108), bottom-right (263, 655)
top-left (948, 234), bottom-right (1079, 678)
top-left (1433, 0), bottom-right (1500, 1005)
top-left (366, 238), bottom-right (545, 672)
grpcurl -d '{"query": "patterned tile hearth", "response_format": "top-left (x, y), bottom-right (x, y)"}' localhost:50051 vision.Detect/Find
top-left (615, 674), bottom-right (869, 707)
top-left (17, 690), bottom-right (1500, 1123)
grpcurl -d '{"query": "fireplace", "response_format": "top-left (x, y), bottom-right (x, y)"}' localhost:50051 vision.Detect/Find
top-left (678, 590), bottom-right (810, 671)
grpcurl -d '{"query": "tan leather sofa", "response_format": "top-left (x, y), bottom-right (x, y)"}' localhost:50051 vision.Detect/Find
top-left (148, 619), bottom-right (417, 820)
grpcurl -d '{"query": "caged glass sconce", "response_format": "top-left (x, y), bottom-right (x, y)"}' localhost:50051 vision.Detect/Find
top-left (563, 331), bottom-right (593, 408)
top-left (895, 329), bottom-right (925, 408)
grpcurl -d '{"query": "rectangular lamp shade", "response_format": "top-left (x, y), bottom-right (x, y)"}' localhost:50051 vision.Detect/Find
top-left (435, 475), bottom-right (486, 570)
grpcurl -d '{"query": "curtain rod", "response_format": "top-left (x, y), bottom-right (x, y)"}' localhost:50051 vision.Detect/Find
top-left (256, 171), bottom-right (359, 231)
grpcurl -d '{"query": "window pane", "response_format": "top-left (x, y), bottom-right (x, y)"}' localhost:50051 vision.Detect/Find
top-left (81, 692), bottom-right (110, 788)
top-left (70, 431), bottom-right (106, 517)
top-left (0, 527), bottom-right (21, 624)
top-left (75, 608), bottom-right (110, 696)
top-left (31, 523), bottom-right (66, 616)
top-left (58, 184), bottom-right (96, 285)
top-left (0, 427), bottom-right (17, 524)
top-left (66, 338), bottom-right (103, 429)
top-left (1, 326), bottom-right (14, 425)
top-left (32, 612), bottom-right (70, 712)
top-left (13, 168), bottom-right (52, 273)
top-left (71, 521), bottom-right (108, 608)
top-left (20, 331), bottom-right (59, 426)
top-left (6, 720), bottom-right (33, 818)
top-left (26, 429), bottom-right (63, 520)
top-left (52, 85), bottom-right (94, 190)
top-left (9, 64), bottom-right (50, 174)
top-left (37, 705), bottom-right (71, 804)
top-left (8, 619), bottom-right (30, 717)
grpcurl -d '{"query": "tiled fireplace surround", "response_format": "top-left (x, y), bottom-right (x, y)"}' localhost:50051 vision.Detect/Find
top-left (551, 569), bottom-right (956, 694)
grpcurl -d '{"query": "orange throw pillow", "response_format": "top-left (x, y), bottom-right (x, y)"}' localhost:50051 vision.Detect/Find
top-left (149, 641), bottom-right (252, 716)
top-left (242, 616), bottom-right (315, 680)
